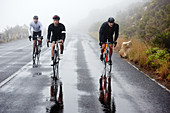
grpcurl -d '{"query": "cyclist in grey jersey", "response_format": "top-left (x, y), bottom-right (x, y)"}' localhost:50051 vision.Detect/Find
top-left (28, 21), bottom-right (43, 36)
top-left (28, 16), bottom-right (43, 54)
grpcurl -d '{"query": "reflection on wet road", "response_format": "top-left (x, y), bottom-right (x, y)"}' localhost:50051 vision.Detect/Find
top-left (99, 74), bottom-right (116, 113)
top-left (0, 33), bottom-right (170, 113)
top-left (46, 79), bottom-right (63, 113)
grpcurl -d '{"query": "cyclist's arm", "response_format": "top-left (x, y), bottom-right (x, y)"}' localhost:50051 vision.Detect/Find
top-left (99, 23), bottom-right (105, 43)
top-left (47, 25), bottom-right (52, 41)
top-left (61, 25), bottom-right (66, 41)
top-left (28, 22), bottom-right (32, 36)
top-left (114, 24), bottom-right (119, 41)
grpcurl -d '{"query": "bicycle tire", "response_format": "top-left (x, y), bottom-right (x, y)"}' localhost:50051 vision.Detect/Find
top-left (37, 45), bottom-right (41, 66)
top-left (53, 50), bottom-right (57, 79)
top-left (107, 51), bottom-right (112, 73)
top-left (33, 50), bottom-right (36, 66)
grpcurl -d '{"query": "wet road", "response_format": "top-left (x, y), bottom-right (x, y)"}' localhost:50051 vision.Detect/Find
top-left (0, 33), bottom-right (170, 113)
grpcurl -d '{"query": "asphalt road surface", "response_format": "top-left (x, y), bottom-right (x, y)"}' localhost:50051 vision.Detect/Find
top-left (0, 33), bottom-right (170, 113)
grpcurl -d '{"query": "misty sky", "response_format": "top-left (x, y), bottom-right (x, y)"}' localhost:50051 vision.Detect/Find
top-left (0, 0), bottom-right (143, 32)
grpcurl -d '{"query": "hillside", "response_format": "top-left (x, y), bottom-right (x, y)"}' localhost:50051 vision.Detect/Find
top-left (117, 0), bottom-right (170, 49)
top-left (89, 0), bottom-right (170, 89)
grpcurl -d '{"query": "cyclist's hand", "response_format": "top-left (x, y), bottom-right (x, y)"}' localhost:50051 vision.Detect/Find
top-left (113, 41), bottom-right (117, 47)
top-left (29, 36), bottom-right (31, 41)
top-left (46, 39), bottom-right (50, 43)
top-left (41, 36), bottom-right (43, 40)
top-left (47, 40), bottom-right (50, 47)
top-left (99, 42), bottom-right (103, 46)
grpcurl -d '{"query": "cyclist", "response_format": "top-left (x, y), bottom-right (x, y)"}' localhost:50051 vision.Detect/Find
top-left (28, 15), bottom-right (43, 54)
top-left (99, 17), bottom-right (119, 65)
top-left (47, 15), bottom-right (66, 66)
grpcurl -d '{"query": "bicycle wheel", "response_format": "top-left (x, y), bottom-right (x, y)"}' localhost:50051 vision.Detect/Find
top-left (104, 53), bottom-right (107, 76)
top-left (36, 45), bottom-right (41, 66)
top-left (53, 50), bottom-right (59, 80)
top-left (37, 53), bottom-right (39, 66)
top-left (107, 51), bottom-right (112, 73)
top-left (53, 50), bottom-right (57, 79)
top-left (56, 49), bottom-right (59, 80)
top-left (33, 42), bottom-right (37, 66)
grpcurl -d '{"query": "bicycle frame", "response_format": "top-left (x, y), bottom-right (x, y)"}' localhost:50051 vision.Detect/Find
top-left (33, 36), bottom-right (41, 67)
top-left (48, 41), bottom-right (62, 80)
top-left (103, 41), bottom-right (112, 74)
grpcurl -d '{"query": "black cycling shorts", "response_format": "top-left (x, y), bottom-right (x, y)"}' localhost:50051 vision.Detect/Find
top-left (51, 37), bottom-right (64, 43)
top-left (33, 31), bottom-right (42, 40)
top-left (103, 37), bottom-right (113, 44)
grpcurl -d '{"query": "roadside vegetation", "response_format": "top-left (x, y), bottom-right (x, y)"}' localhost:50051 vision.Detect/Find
top-left (89, 0), bottom-right (170, 89)
top-left (0, 25), bottom-right (28, 43)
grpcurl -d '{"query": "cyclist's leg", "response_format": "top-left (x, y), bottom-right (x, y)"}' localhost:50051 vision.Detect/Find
top-left (33, 40), bottom-right (36, 54)
top-left (59, 42), bottom-right (64, 54)
top-left (32, 32), bottom-right (37, 54)
top-left (37, 31), bottom-right (42, 46)
top-left (38, 37), bottom-right (42, 48)
top-left (51, 42), bottom-right (55, 60)
top-left (101, 43), bottom-right (106, 54)
top-left (100, 43), bottom-right (106, 61)
top-left (109, 44), bottom-right (113, 57)
top-left (108, 38), bottom-right (114, 57)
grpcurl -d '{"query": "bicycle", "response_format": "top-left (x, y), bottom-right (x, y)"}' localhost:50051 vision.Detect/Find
top-left (102, 41), bottom-right (117, 75)
top-left (103, 41), bottom-right (112, 75)
top-left (47, 40), bottom-right (62, 80)
top-left (32, 36), bottom-right (41, 67)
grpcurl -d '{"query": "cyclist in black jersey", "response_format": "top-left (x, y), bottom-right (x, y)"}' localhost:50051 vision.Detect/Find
top-left (47, 15), bottom-right (66, 66)
top-left (99, 17), bottom-right (119, 65)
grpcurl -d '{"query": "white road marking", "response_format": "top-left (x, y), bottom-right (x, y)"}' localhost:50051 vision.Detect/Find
top-left (0, 47), bottom-right (50, 88)
top-left (126, 61), bottom-right (170, 93)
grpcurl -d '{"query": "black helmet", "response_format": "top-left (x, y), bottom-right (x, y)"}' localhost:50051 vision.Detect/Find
top-left (108, 17), bottom-right (115, 23)
top-left (33, 16), bottom-right (38, 19)
top-left (53, 15), bottom-right (60, 20)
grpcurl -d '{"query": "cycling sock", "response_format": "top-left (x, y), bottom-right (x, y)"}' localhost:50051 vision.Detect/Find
top-left (51, 57), bottom-right (54, 60)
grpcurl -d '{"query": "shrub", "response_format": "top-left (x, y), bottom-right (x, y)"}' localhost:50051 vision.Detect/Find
top-left (152, 32), bottom-right (170, 49)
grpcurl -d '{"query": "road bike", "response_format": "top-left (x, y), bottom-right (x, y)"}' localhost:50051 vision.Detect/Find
top-left (103, 41), bottom-right (112, 75)
top-left (32, 36), bottom-right (41, 67)
top-left (102, 41), bottom-right (117, 75)
top-left (47, 41), bottom-right (62, 80)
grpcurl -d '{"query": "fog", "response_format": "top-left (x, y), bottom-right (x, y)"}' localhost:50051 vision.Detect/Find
top-left (0, 0), bottom-right (147, 33)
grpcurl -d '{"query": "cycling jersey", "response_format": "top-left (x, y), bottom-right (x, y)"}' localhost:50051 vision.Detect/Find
top-left (28, 21), bottom-right (43, 36)
top-left (47, 23), bottom-right (66, 42)
top-left (99, 22), bottom-right (119, 44)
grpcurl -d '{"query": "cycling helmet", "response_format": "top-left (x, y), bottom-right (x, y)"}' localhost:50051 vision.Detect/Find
top-left (33, 16), bottom-right (38, 19)
top-left (108, 17), bottom-right (115, 23)
top-left (53, 15), bottom-right (60, 20)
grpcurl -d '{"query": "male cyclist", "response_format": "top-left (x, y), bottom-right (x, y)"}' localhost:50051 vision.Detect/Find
top-left (99, 17), bottom-right (119, 65)
top-left (28, 16), bottom-right (43, 54)
top-left (47, 15), bottom-right (66, 66)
